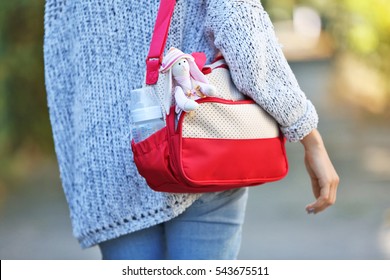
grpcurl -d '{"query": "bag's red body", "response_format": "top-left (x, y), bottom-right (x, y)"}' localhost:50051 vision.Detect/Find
top-left (131, 98), bottom-right (288, 193)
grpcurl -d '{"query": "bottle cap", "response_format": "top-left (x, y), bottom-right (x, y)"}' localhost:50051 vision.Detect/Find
top-left (131, 106), bottom-right (163, 123)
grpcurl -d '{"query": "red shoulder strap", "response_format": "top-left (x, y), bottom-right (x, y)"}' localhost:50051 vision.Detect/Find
top-left (145, 0), bottom-right (176, 85)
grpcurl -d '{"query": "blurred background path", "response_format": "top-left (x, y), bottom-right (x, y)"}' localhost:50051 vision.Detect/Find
top-left (1, 59), bottom-right (389, 260)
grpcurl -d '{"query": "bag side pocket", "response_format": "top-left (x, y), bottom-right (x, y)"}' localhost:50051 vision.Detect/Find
top-left (131, 127), bottom-right (181, 192)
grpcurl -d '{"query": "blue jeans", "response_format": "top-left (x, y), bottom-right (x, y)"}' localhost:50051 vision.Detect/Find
top-left (99, 188), bottom-right (248, 260)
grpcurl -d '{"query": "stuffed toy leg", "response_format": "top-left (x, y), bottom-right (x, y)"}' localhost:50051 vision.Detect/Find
top-left (174, 86), bottom-right (199, 112)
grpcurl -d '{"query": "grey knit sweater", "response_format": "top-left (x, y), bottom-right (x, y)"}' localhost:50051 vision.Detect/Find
top-left (44, 0), bottom-right (318, 248)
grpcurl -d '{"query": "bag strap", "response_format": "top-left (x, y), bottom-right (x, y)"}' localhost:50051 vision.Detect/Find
top-left (145, 0), bottom-right (176, 85)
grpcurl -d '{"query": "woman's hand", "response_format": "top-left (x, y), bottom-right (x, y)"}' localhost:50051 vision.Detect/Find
top-left (300, 129), bottom-right (339, 214)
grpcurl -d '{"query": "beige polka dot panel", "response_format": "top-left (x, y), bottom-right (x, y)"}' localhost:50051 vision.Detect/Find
top-left (206, 67), bottom-right (247, 101)
top-left (182, 101), bottom-right (279, 139)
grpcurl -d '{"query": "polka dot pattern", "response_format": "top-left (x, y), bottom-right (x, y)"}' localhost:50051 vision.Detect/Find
top-left (182, 101), bottom-right (279, 139)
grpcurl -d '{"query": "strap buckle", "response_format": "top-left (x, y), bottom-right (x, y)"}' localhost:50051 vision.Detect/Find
top-left (145, 56), bottom-right (162, 85)
top-left (146, 56), bottom-right (161, 63)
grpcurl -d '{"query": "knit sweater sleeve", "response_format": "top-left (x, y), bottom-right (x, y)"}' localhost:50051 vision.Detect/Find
top-left (205, 0), bottom-right (318, 142)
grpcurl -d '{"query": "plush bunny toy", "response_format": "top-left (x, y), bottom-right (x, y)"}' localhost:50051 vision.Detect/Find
top-left (160, 48), bottom-right (216, 113)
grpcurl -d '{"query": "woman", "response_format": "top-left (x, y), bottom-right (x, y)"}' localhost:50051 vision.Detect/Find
top-left (43, 0), bottom-right (339, 259)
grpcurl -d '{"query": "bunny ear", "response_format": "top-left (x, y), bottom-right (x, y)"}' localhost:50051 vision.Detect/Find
top-left (188, 59), bottom-right (209, 84)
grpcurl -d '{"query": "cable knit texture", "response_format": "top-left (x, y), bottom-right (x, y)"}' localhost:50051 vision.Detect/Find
top-left (44, 0), bottom-right (318, 248)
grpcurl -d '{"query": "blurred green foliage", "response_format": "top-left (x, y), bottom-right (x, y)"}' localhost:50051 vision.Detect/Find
top-left (326, 0), bottom-right (390, 75)
top-left (0, 0), bottom-right (52, 162)
top-left (263, 0), bottom-right (390, 109)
